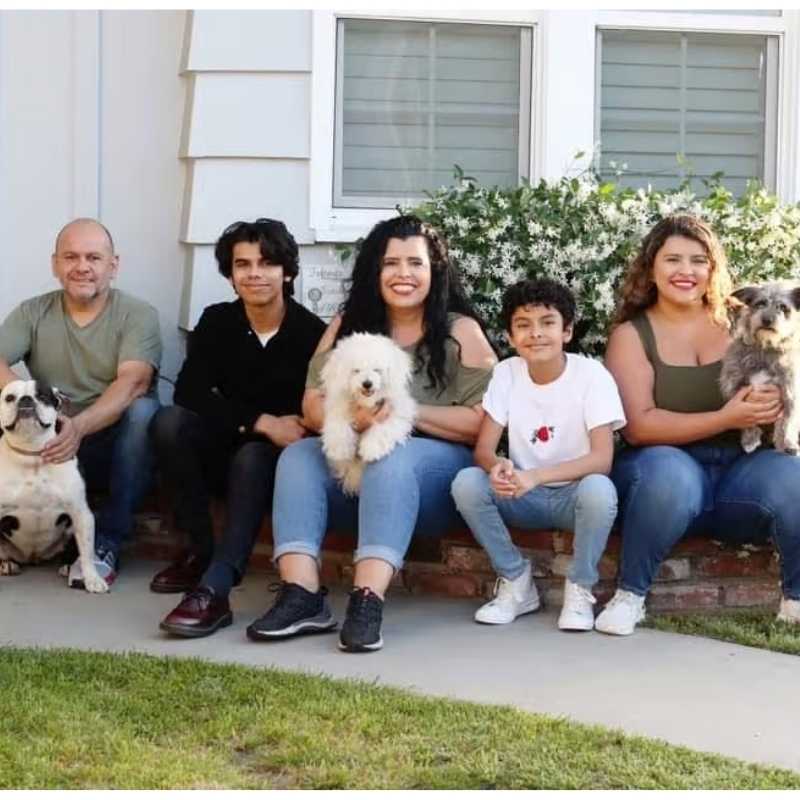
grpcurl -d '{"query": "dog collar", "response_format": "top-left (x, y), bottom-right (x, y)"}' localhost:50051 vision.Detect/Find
top-left (4, 441), bottom-right (44, 457)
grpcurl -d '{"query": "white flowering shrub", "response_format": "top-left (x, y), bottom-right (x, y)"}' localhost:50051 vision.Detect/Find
top-left (406, 168), bottom-right (800, 356)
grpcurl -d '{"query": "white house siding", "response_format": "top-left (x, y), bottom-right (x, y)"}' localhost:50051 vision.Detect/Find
top-left (180, 10), bottom-right (334, 329)
top-left (0, 10), bottom-right (187, 393)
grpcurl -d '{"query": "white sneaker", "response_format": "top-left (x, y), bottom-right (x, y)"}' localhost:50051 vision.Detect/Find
top-left (558, 579), bottom-right (596, 631)
top-left (594, 589), bottom-right (645, 636)
top-left (777, 597), bottom-right (800, 624)
top-left (474, 562), bottom-right (540, 624)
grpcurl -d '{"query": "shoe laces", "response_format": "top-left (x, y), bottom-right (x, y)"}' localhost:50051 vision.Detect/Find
top-left (347, 587), bottom-right (382, 624)
top-left (564, 581), bottom-right (595, 608)
top-left (267, 581), bottom-right (322, 615)
top-left (606, 589), bottom-right (643, 611)
top-left (490, 576), bottom-right (516, 605)
top-left (182, 586), bottom-right (214, 608)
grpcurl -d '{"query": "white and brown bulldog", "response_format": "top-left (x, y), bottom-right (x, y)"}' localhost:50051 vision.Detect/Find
top-left (0, 379), bottom-right (108, 592)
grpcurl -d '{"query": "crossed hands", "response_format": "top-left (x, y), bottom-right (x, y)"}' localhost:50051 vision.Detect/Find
top-left (489, 458), bottom-right (540, 500)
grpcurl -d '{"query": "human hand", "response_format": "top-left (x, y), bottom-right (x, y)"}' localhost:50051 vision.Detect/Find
top-left (254, 414), bottom-right (307, 447)
top-left (489, 458), bottom-right (517, 497)
top-left (350, 399), bottom-right (393, 433)
top-left (41, 415), bottom-right (84, 463)
top-left (511, 468), bottom-right (541, 499)
top-left (723, 385), bottom-right (783, 430)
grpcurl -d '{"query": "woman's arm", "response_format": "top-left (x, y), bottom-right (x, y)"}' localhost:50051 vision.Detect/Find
top-left (414, 316), bottom-right (498, 445)
top-left (605, 322), bottom-right (780, 446)
top-left (300, 315), bottom-right (341, 433)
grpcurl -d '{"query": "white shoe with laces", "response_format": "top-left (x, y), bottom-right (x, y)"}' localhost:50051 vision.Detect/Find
top-left (474, 561), bottom-right (540, 624)
top-left (558, 579), bottom-right (596, 631)
top-left (777, 597), bottom-right (800, 624)
top-left (594, 589), bottom-right (646, 636)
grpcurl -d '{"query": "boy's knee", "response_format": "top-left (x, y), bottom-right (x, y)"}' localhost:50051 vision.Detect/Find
top-left (450, 466), bottom-right (490, 509)
top-left (575, 474), bottom-right (617, 517)
top-left (148, 404), bottom-right (190, 446)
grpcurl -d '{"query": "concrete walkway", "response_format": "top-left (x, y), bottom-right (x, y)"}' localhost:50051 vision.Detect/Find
top-left (1, 560), bottom-right (798, 773)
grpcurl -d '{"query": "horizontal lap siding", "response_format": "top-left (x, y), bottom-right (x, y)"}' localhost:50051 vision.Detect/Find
top-left (339, 19), bottom-right (522, 200)
top-left (599, 29), bottom-right (769, 196)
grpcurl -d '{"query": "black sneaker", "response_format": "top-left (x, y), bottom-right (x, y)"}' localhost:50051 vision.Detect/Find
top-left (246, 582), bottom-right (337, 641)
top-left (339, 587), bottom-right (384, 652)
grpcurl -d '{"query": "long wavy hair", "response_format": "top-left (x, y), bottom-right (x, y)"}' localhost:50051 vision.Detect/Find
top-left (337, 215), bottom-right (486, 391)
top-left (612, 214), bottom-right (732, 329)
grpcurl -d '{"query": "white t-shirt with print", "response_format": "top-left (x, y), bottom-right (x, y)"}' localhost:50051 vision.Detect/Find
top-left (482, 354), bottom-right (626, 486)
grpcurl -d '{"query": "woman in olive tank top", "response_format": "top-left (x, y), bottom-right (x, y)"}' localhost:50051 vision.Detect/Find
top-left (246, 216), bottom-right (497, 652)
top-left (595, 214), bottom-right (800, 635)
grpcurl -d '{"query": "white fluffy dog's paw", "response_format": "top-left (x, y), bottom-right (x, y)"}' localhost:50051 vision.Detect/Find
top-left (0, 559), bottom-right (21, 576)
top-left (82, 570), bottom-right (110, 593)
top-left (741, 427), bottom-right (762, 453)
top-left (322, 423), bottom-right (359, 462)
top-left (341, 461), bottom-right (365, 495)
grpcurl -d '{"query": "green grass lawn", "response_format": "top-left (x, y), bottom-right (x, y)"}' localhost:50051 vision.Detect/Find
top-left (0, 647), bottom-right (798, 789)
top-left (644, 610), bottom-right (800, 657)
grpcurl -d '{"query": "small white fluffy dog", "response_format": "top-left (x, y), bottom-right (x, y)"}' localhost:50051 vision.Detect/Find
top-left (321, 333), bottom-right (416, 494)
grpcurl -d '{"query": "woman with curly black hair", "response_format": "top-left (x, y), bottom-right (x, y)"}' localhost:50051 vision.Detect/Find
top-left (246, 215), bottom-right (497, 652)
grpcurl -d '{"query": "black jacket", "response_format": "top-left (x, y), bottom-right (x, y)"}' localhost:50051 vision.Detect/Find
top-left (174, 297), bottom-right (325, 440)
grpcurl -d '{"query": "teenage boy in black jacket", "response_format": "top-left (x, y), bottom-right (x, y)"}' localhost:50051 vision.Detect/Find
top-left (151, 218), bottom-right (325, 637)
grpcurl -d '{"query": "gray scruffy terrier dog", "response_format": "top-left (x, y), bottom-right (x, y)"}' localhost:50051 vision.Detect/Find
top-left (720, 281), bottom-right (800, 455)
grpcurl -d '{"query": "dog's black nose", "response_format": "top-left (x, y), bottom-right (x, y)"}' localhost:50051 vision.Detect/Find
top-left (17, 396), bottom-right (34, 409)
top-left (362, 380), bottom-right (373, 390)
top-left (762, 315), bottom-right (775, 327)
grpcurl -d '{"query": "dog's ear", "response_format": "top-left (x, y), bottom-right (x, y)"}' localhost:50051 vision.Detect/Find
top-left (385, 342), bottom-right (413, 398)
top-left (791, 286), bottom-right (800, 311)
top-left (730, 286), bottom-right (759, 307)
top-left (35, 382), bottom-right (62, 411)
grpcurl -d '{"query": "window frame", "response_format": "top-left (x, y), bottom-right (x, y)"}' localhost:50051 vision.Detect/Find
top-left (309, 10), bottom-right (541, 242)
top-left (594, 26), bottom-right (780, 193)
top-left (331, 17), bottom-right (533, 210)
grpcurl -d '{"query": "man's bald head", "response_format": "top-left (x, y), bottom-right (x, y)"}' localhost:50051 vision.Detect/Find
top-left (54, 218), bottom-right (115, 256)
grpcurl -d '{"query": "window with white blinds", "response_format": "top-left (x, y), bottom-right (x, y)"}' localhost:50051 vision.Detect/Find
top-left (596, 29), bottom-right (778, 195)
top-left (334, 18), bottom-right (532, 209)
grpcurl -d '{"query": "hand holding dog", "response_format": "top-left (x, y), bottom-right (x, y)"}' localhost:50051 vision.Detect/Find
top-left (42, 414), bottom-right (84, 463)
top-left (722, 385), bottom-right (783, 430)
top-left (254, 413), bottom-right (307, 448)
top-left (349, 400), bottom-right (393, 434)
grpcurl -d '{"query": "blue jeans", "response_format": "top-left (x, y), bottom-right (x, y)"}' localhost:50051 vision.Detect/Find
top-left (272, 436), bottom-right (474, 570)
top-left (612, 444), bottom-right (800, 599)
top-left (78, 395), bottom-right (161, 557)
top-left (451, 467), bottom-right (617, 587)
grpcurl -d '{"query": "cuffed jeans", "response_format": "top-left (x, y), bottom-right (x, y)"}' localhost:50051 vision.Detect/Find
top-left (451, 467), bottom-right (617, 587)
top-left (78, 395), bottom-right (161, 557)
top-left (272, 436), bottom-right (474, 571)
top-left (149, 405), bottom-right (280, 595)
top-left (612, 444), bottom-right (800, 599)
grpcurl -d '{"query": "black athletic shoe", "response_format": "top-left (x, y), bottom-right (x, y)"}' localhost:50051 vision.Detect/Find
top-left (339, 587), bottom-right (384, 652)
top-left (246, 582), bottom-right (337, 641)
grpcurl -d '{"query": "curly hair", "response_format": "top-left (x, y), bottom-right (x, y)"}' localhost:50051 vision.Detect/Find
top-left (612, 214), bottom-right (732, 329)
top-left (214, 218), bottom-right (299, 297)
top-left (501, 278), bottom-right (576, 332)
top-left (337, 215), bottom-right (487, 391)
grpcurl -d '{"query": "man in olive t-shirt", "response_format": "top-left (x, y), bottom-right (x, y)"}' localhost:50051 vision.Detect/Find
top-left (0, 218), bottom-right (162, 587)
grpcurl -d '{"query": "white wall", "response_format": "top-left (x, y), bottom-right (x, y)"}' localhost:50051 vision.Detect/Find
top-left (0, 10), bottom-right (188, 394)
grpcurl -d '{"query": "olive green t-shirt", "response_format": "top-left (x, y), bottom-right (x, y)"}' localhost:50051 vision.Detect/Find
top-left (630, 312), bottom-right (740, 448)
top-left (306, 315), bottom-right (492, 408)
top-left (0, 289), bottom-right (161, 414)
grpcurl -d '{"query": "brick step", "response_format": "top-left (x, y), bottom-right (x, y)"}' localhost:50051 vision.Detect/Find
top-left (130, 512), bottom-right (781, 613)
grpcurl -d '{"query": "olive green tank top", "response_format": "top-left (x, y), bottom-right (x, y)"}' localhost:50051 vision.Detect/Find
top-left (630, 313), bottom-right (740, 448)
top-left (306, 313), bottom-right (492, 408)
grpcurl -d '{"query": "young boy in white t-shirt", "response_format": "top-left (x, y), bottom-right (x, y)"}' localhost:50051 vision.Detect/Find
top-left (451, 279), bottom-right (626, 631)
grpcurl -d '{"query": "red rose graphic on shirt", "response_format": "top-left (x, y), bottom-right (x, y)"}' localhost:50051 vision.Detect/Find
top-left (531, 426), bottom-right (555, 444)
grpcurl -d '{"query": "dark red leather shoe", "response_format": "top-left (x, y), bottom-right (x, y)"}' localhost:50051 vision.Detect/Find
top-left (159, 587), bottom-right (232, 638)
top-left (149, 552), bottom-right (209, 594)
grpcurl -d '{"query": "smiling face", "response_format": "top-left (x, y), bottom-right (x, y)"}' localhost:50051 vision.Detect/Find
top-left (651, 235), bottom-right (711, 308)
top-left (507, 303), bottom-right (572, 369)
top-left (379, 236), bottom-right (432, 311)
top-left (51, 221), bottom-right (118, 309)
top-left (229, 241), bottom-right (288, 311)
